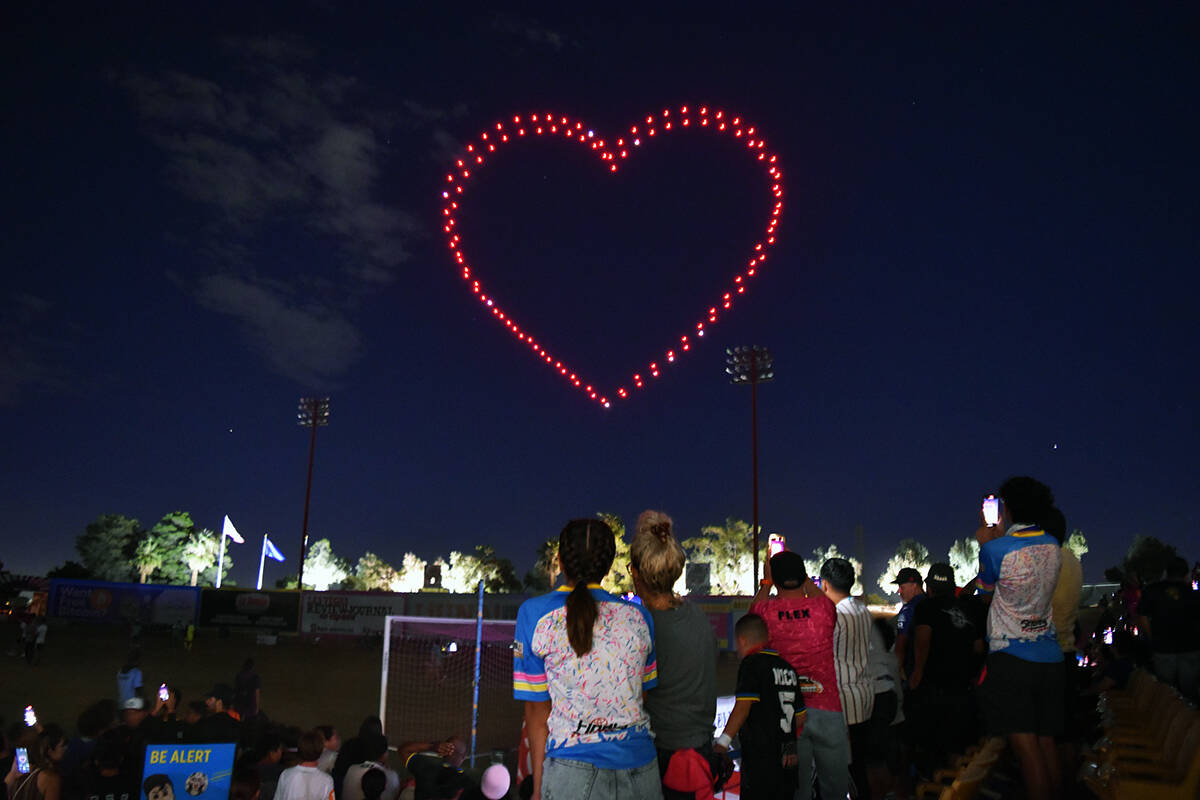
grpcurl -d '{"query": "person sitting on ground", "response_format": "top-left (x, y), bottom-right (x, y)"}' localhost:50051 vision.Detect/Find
top-left (274, 729), bottom-right (335, 800)
top-left (750, 550), bottom-right (847, 800)
top-left (630, 510), bottom-right (719, 799)
top-left (975, 476), bottom-right (1064, 800)
top-left (714, 613), bottom-right (804, 800)
top-left (513, 518), bottom-right (662, 800)
top-left (311, 726), bottom-right (338, 774)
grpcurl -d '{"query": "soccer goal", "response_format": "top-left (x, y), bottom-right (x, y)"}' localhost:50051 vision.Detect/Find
top-left (379, 614), bottom-right (520, 762)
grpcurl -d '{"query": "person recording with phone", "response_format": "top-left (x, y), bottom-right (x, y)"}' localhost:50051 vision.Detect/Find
top-left (972, 477), bottom-right (1064, 800)
top-left (5, 724), bottom-right (67, 800)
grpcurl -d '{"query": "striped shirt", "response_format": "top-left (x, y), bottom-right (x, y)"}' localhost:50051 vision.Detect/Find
top-left (833, 596), bottom-right (876, 725)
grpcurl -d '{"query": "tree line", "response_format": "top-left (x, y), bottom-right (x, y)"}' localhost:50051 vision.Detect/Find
top-left (49, 511), bottom-right (1121, 599)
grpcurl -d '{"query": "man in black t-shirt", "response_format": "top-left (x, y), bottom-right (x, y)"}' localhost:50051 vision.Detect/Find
top-left (1137, 556), bottom-right (1200, 703)
top-left (908, 563), bottom-right (983, 771)
top-left (714, 614), bottom-right (805, 800)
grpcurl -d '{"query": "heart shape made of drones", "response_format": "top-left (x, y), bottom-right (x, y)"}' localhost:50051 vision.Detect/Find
top-left (440, 104), bottom-right (784, 408)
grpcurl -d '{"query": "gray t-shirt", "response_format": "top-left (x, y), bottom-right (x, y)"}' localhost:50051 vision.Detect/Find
top-left (643, 600), bottom-right (718, 750)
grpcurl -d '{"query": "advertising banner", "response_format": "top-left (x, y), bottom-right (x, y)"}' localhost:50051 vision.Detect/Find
top-left (300, 591), bottom-right (406, 636)
top-left (141, 743), bottom-right (235, 800)
top-left (198, 589), bottom-right (299, 630)
top-left (48, 580), bottom-right (199, 627)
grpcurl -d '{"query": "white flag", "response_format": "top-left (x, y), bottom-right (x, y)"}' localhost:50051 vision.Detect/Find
top-left (222, 515), bottom-right (245, 544)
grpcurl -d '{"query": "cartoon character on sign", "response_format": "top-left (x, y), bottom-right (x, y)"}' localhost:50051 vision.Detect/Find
top-left (184, 772), bottom-right (208, 796)
top-left (144, 774), bottom-right (175, 800)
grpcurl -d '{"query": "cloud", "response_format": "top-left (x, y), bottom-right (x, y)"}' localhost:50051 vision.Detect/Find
top-left (0, 294), bottom-right (72, 405)
top-left (490, 14), bottom-right (572, 52)
top-left (194, 275), bottom-right (361, 387)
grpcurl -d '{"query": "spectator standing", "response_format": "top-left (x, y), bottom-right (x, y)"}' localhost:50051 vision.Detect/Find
top-left (513, 518), bottom-right (661, 800)
top-left (750, 550), bottom-right (848, 800)
top-left (193, 685), bottom-right (241, 743)
top-left (5, 723), bottom-right (67, 800)
top-left (865, 619), bottom-right (905, 800)
top-left (975, 476), bottom-right (1064, 800)
top-left (713, 614), bottom-right (804, 800)
top-left (315, 726), bottom-right (340, 774)
top-left (77, 731), bottom-right (138, 800)
top-left (629, 510), bottom-right (718, 797)
top-left (252, 732), bottom-right (285, 800)
top-left (340, 735), bottom-right (400, 800)
top-left (235, 658), bottom-right (262, 720)
top-left (116, 652), bottom-right (143, 706)
top-left (1137, 555), bottom-right (1200, 703)
top-left (908, 563), bottom-right (982, 771)
top-left (892, 569), bottom-right (925, 687)
top-left (275, 730), bottom-right (335, 800)
top-left (331, 718), bottom-right (382, 799)
top-left (819, 558), bottom-right (875, 796)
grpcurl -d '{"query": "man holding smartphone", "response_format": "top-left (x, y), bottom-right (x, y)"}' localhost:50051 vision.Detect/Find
top-left (974, 477), bottom-right (1064, 800)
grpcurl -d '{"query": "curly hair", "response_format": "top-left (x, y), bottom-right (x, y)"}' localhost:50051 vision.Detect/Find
top-left (630, 510), bottom-right (686, 597)
top-left (998, 476), bottom-right (1055, 526)
top-left (558, 518), bottom-right (617, 657)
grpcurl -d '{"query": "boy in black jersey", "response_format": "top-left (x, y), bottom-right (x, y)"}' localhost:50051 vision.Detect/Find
top-left (714, 614), bottom-right (805, 800)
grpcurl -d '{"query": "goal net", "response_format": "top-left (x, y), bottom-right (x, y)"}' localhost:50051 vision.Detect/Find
top-left (379, 615), bottom-right (521, 759)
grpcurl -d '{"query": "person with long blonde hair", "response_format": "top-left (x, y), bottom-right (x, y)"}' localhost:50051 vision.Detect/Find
top-left (630, 510), bottom-right (719, 796)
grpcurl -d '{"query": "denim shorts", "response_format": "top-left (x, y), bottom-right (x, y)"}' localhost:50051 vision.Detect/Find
top-left (542, 756), bottom-right (663, 800)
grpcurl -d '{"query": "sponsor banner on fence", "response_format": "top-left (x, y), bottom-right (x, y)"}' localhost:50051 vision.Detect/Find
top-left (402, 592), bottom-right (527, 622)
top-left (199, 589), bottom-right (300, 630)
top-left (142, 743), bottom-right (235, 800)
top-left (301, 591), bottom-right (406, 636)
top-left (49, 579), bottom-right (199, 626)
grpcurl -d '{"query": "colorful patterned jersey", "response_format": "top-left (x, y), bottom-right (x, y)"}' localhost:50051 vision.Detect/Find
top-left (977, 527), bottom-right (1062, 663)
top-left (513, 585), bottom-right (658, 769)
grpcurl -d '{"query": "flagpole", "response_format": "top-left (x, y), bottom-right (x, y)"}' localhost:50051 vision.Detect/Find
top-left (217, 533), bottom-right (227, 589)
top-left (257, 534), bottom-right (268, 591)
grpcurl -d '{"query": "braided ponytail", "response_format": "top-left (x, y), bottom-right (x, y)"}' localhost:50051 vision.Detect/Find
top-left (559, 518), bottom-right (616, 657)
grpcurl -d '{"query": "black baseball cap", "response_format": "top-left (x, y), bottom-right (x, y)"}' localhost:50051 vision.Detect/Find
top-left (925, 563), bottom-right (956, 592)
top-left (206, 684), bottom-right (233, 706)
top-left (769, 551), bottom-right (807, 589)
top-left (892, 567), bottom-right (923, 585)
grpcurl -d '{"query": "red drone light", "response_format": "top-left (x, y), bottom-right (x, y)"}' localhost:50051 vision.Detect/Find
top-left (439, 103), bottom-right (784, 408)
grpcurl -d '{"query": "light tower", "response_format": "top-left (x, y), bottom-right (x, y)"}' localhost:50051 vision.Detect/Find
top-left (296, 396), bottom-right (331, 590)
top-left (725, 346), bottom-right (774, 594)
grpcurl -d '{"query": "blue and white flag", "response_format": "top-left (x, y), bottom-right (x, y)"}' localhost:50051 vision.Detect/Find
top-left (264, 536), bottom-right (285, 562)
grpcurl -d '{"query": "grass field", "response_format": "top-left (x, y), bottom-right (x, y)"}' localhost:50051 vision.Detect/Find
top-left (1, 617), bottom-right (742, 757)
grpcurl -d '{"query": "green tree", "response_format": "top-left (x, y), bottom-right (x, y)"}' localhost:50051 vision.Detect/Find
top-left (1122, 535), bottom-right (1177, 584)
top-left (181, 528), bottom-right (224, 587)
top-left (76, 513), bottom-right (141, 582)
top-left (596, 513), bottom-right (633, 594)
top-left (393, 553), bottom-right (428, 592)
top-left (681, 518), bottom-right (763, 596)
top-left (524, 538), bottom-right (560, 592)
top-left (803, 544), bottom-right (864, 595)
top-left (133, 537), bottom-right (166, 584)
top-left (1066, 530), bottom-right (1089, 560)
top-left (948, 538), bottom-right (980, 587)
top-left (146, 511), bottom-right (197, 585)
top-left (876, 538), bottom-right (932, 597)
top-left (354, 552), bottom-right (399, 592)
top-left (47, 561), bottom-right (92, 580)
top-left (302, 538), bottom-right (350, 590)
top-left (442, 545), bottom-right (521, 593)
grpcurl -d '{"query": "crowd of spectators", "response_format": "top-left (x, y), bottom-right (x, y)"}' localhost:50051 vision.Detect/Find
top-left (513, 476), bottom-right (1199, 800)
top-left (2, 670), bottom-right (506, 800)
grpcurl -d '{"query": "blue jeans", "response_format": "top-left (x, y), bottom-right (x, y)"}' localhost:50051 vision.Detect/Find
top-left (795, 707), bottom-right (850, 800)
top-left (543, 757), bottom-right (663, 800)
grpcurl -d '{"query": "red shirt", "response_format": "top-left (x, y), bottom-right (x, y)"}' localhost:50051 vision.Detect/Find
top-left (750, 595), bottom-right (842, 713)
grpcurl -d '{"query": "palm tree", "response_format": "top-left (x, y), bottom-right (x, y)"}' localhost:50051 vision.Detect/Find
top-left (182, 529), bottom-right (219, 587)
top-left (133, 537), bottom-right (165, 584)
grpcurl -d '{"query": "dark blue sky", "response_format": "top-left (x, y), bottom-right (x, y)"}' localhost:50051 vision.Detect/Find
top-left (2, 3), bottom-right (1196, 589)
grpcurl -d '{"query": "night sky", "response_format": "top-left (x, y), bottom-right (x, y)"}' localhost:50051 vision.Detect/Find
top-left (3, 4), bottom-right (1196, 589)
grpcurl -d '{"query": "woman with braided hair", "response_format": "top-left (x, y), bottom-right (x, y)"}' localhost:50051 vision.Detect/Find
top-left (630, 510), bottom-right (719, 798)
top-left (513, 518), bottom-right (662, 800)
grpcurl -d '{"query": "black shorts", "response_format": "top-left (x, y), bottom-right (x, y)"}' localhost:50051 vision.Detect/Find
top-left (866, 691), bottom-right (898, 766)
top-left (980, 652), bottom-right (1064, 737)
top-left (739, 756), bottom-right (798, 800)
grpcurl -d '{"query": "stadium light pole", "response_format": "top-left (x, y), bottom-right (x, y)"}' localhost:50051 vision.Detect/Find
top-left (726, 346), bottom-right (774, 595)
top-left (296, 396), bottom-right (331, 591)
